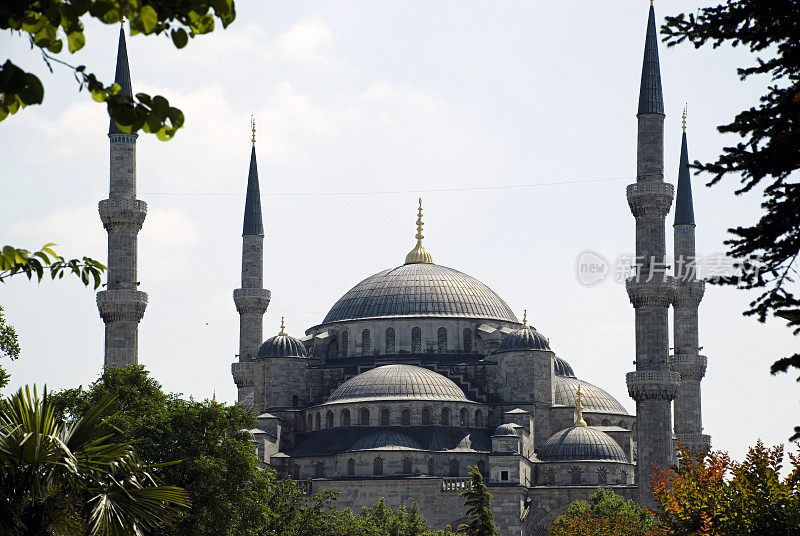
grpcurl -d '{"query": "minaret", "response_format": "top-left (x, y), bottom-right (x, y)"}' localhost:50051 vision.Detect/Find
top-left (672, 109), bottom-right (710, 453)
top-left (97, 23), bottom-right (148, 368)
top-left (231, 118), bottom-right (271, 409)
top-left (624, 2), bottom-right (679, 508)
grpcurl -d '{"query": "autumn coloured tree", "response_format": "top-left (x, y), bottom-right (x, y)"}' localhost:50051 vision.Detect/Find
top-left (550, 488), bottom-right (655, 536)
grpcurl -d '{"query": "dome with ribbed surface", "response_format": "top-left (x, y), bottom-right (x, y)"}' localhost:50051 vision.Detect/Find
top-left (256, 334), bottom-right (307, 358)
top-left (538, 427), bottom-right (628, 462)
top-left (493, 423), bottom-right (519, 437)
top-left (553, 377), bottom-right (628, 415)
top-left (554, 356), bottom-right (576, 378)
top-left (322, 264), bottom-right (518, 324)
top-left (327, 364), bottom-right (467, 403)
top-left (496, 326), bottom-right (550, 353)
top-left (348, 431), bottom-right (423, 451)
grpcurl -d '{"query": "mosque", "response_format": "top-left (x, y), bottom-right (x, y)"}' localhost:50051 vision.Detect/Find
top-left (97, 4), bottom-right (710, 535)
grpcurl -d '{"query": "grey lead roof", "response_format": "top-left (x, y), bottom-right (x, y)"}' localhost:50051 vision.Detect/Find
top-left (348, 431), bottom-right (423, 451)
top-left (322, 263), bottom-right (518, 324)
top-left (495, 326), bottom-right (550, 353)
top-left (109, 26), bottom-right (133, 135)
top-left (553, 356), bottom-right (576, 378)
top-left (538, 427), bottom-right (628, 463)
top-left (553, 376), bottom-right (629, 415)
top-left (242, 146), bottom-right (264, 236)
top-left (256, 333), bottom-right (307, 359)
top-left (326, 364), bottom-right (468, 403)
top-left (638, 4), bottom-right (664, 115)
top-left (674, 131), bottom-right (695, 225)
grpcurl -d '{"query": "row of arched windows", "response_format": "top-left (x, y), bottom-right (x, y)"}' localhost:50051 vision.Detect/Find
top-left (307, 407), bottom-right (485, 430)
top-left (298, 458), bottom-right (488, 479)
top-left (338, 327), bottom-right (475, 356)
top-left (543, 466), bottom-right (618, 486)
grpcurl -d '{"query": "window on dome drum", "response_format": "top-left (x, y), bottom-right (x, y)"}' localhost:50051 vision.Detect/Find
top-left (570, 467), bottom-right (583, 485)
top-left (402, 457), bottom-right (412, 474)
top-left (347, 458), bottom-right (355, 476)
top-left (477, 460), bottom-right (486, 476)
top-left (401, 409), bottom-right (411, 427)
top-left (307, 415), bottom-right (312, 431)
top-left (361, 329), bottom-right (371, 355)
top-left (474, 410), bottom-right (483, 427)
top-left (359, 408), bottom-right (370, 426)
top-left (437, 327), bottom-right (447, 353)
top-left (463, 328), bottom-right (472, 352)
top-left (501, 470), bottom-right (509, 482)
top-left (427, 458), bottom-right (435, 475)
top-left (441, 407), bottom-right (451, 426)
top-left (448, 459), bottom-right (459, 477)
top-left (326, 411), bottom-right (334, 428)
top-left (292, 465), bottom-right (300, 480)
top-left (460, 408), bottom-right (468, 426)
top-left (411, 327), bottom-right (422, 353)
top-left (618, 420), bottom-right (626, 429)
top-left (545, 468), bottom-right (556, 486)
top-left (385, 328), bottom-right (395, 354)
top-left (341, 331), bottom-right (348, 356)
top-left (373, 457), bottom-right (384, 476)
top-left (380, 408), bottom-right (390, 427)
top-left (620, 469), bottom-right (628, 482)
top-left (488, 411), bottom-right (494, 426)
top-left (315, 462), bottom-right (325, 478)
top-left (602, 419), bottom-right (610, 426)
top-left (341, 409), bottom-right (351, 427)
top-left (315, 413), bottom-right (320, 430)
top-left (597, 467), bottom-right (608, 485)
top-left (292, 395), bottom-right (299, 409)
top-left (422, 407), bottom-right (432, 425)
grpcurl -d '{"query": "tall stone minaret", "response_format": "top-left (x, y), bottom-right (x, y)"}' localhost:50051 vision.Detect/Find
top-left (672, 111), bottom-right (710, 454)
top-left (231, 119), bottom-right (270, 408)
top-left (625, 3), bottom-right (679, 508)
top-left (97, 24), bottom-right (148, 368)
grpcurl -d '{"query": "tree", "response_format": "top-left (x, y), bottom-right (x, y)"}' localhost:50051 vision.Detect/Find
top-left (651, 442), bottom-right (800, 536)
top-left (457, 465), bottom-right (499, 536)
top-left (0, 385), bottom-right (190, 535)
top-left (662, 2), bottom-right (800, 438)
top-left (0, 306), bottom-right (20, 389)
top-left (0, 0), bottom-right (237, 139)
top-left (550, 488), bottom-right (656, 536)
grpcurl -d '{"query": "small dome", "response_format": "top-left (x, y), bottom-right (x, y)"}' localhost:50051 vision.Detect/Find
top-left (538, 427), bottom-right (628, 462)
top-left (554, 356), bottom-right (576, 377)
top-left (348, 431), bottom-right (423, 451)
top-left (493, 423), bottom-right (519, 437)
top-left (553, 377), bottom-right (628, 415)
top-left (327, 364), bottom-right (468, 403)
top-left (496, 326), bottom-right (551, 353)
top-left (256, 334), bottom-right (308, 358)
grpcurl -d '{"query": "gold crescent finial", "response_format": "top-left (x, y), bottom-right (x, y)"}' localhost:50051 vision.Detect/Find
top-left (574, 383), bottom-right (587, 427)
top-left (522, 309), bottom-right (529, 329)
top-left (279, 316), bottom-right (286, 336)
top-left (404, 197), bottom-right (434, 264)
top-left (682, 104), bottom-right (687, 132)
top-left (251, 115), bottom-right (256, 145)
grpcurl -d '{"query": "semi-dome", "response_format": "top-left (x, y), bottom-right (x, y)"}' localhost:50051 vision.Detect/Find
top-left (493, 423), bottom-right (519, 437)
top-left (256, 334), bottom-right (307, 358)
top-left (538, 427), bottom-right (628, 462)
top-left (553, 377), bottom-right (628, 415)
top-left (321, 263), bottom-right (518, 324)
top-left (348, 431), bottom-right (423, 452)
top-left (496, 326), bottom-right (550, 353)
top-left (327, 364), bottom-right (468, 403)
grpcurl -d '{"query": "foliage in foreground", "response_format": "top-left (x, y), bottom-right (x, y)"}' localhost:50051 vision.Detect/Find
top-left (457, 465), bottom-right (499, 536)
top-left (550, 488), bottom-right (655, 536)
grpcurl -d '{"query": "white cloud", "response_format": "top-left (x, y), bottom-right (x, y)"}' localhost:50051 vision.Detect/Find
top-left (273, 18), bottom-right (333, 63)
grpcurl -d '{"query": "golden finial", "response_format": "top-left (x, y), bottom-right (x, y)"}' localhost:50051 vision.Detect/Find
top-left (682, 104), bottom-right (687, 132)
top-left (251, 115), bottom-right (256, 145)
top-left (574, 383), bottom-right (587, 427)
top-left (279, 316), bottom-right (286, 336)
top-left (404, 198), bottom-right (434, 264)
top-left (522, 310), bottom-right (529, 329)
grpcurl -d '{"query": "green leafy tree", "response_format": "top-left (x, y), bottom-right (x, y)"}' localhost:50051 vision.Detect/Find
top-left (550, 488), bottom-right (656, 536)
top-left (457, 465), bottom-right (499, 536)
top-left (0, 306), bottom-right (20, 389)
top-left (0, 385), bottom-right (190, 535)
top-left (662, 2), bottom-right (800, 438)
top-left (0, 0), bottom-right (237, 139)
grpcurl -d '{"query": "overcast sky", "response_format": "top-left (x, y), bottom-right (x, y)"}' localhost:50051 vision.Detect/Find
top-left (2, 1), bottom-right (797, 463)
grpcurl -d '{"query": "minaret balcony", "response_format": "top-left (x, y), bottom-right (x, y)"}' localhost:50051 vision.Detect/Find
top-left (96, 289), bottom-right (148, 323)
top-left (626, 370), bottom-right (680, 400)
top-left (674, 433), bottom-right (711, 453)
top-left (231, 361), bottom-right (254, 387)
top-left (626, 181), bottom-right (674, 218)
top-left (233, 288), bottom-right (271, 315)
top-left (626, 277), bottom-right (674, 308)
top-left (673, 279), bottom-right (705, 306)
top-left (671, 354), bottom-right (707, 381)
top-left (98, 199), bottom-right (147, 231)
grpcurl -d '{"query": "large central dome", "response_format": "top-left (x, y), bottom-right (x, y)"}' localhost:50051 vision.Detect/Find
top-left (322, 263), bottom-right (518, 324)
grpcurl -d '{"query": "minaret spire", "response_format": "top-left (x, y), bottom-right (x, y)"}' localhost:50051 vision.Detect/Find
top-left (674, 107), bottom-right (695, 226)
top-left (404, 198), bottom-right (434, 264)
top-left (97, 24), bottom-right (148, 368)
top-left (638, 2), bottom-right (664, 116)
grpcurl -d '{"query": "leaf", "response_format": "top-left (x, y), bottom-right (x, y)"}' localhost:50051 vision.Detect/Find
top-left (67, 31), bottom-right (86, 53)
top-left (171, 28), bottom-right (188, 49)
top-left (140, 6), bottom-right (159, 34)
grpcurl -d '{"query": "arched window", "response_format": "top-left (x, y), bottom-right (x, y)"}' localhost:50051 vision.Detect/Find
top-left (488, 411), bottom-right (494, 426)
top-left (293, 465), bottom-right (301, 480)
top-left (401, 409), bottom-right (411, 427)
top-left (477, 460), bottom-right (486, 476)
top-left (315, 461), bottom-right (325, 478)
top-left (618, 420), bottom-right (626, 429)
top-left (314, 413), bottom-right (321, 430)
top-left (380, 408), bottom-right (390, 427)
top-left (570, 467), bottom-right (582, 485)
top-left (460, 408), bottom-right (468, 426)
top-left (427, 458), bottom-right (435, 475)
top-left (463, 328), bottom-right (473, 352)
top-left (411, 327), bottom-right (422, 353)
top-left (341, 331), bottom-right (348, 356)
top-left (402, 457), bottom-right (413, 474)
top-left (597, 467), bottom-right (608, 485)
top-left (422, 407), bottom-right (432, 425)
top-left (474, 409), bottom-right (483, 427)
top-left (326, 410), bottom-right (334, 428)
top-left (545, 468), bottom-right (556, 486)
top-left (292, 395), bottom-right (299, 409)
top-left (361, 329), bottom-right (371, 355)
top-left (620, 469), bottom-right (628, 482)
top-left (601, 419), bottom-right (610, 426)
top-left (341, 409), bottom-right (351, 427)
top-left (437, 327), bottom-right (448, 353)
top-left (441, 407), bottom-right (451, 426)
top-left (347, 458), bottom-right (356, 476)
top-left (373, 457), bottom-right (384, 476)
top-left (385, 328), bottom-right (395, 354)
top-left (448, 459), bottom-right (459, 477)
top-left (359, 408), bottom-right (370, 426)
top-left (307, 414), bottom-right (312, 430)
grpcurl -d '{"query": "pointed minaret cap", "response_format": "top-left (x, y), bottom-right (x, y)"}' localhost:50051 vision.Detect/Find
top-left (109, 23), bottom-right (134, 134)
top-left (637, 2), bottom-right (664, 115)
top-left (404, 198), bottom-right (434, 264)
top-left (242, 117), bottom-right (264, 236)
top-left (574, 384), bottom-right (588, 427)
top-left (674, 106), bottom-right (695, 226)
